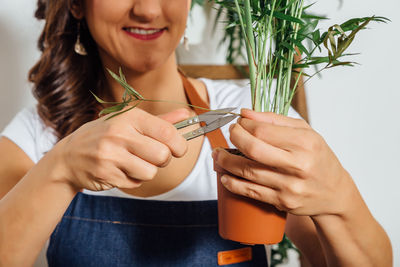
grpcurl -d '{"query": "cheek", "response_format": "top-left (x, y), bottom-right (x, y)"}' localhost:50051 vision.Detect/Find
top-left (84, 0), bottom-right (127, 46)
top-left (85, 0), bottom-right (130, 18)
top-left (163, 0), bottom-right (189, 39)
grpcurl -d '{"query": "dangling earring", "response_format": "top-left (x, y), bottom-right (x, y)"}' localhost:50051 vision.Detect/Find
top-left (74, 22), bottom-right (87, 56)
top-left (183, 27), bottom-right (189, 51)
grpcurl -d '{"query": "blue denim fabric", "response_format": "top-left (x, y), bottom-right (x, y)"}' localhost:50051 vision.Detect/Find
top-left (47, 193), bottom-right (268, 266)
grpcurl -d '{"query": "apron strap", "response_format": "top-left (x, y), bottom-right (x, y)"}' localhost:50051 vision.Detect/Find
top-left (179, 71), bottom-right (229, 150)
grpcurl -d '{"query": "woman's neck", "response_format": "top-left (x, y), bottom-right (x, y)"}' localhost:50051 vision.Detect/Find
top-left (102, 53), bottom-right (188, 115)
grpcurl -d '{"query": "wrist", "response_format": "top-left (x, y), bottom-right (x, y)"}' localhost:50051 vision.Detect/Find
top-left (40, 138), bottom-right (81, 193)
top-left (311, 170), bottom-right (367, 224)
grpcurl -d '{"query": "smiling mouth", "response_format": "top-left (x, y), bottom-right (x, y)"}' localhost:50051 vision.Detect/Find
top-left (123, 27), bottom-right (166, 41)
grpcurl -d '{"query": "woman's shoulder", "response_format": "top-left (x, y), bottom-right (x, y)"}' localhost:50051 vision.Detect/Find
top-left (0, 105), bottom-right (57, 163)
top-left (1, 106), bottom-right (41, 136)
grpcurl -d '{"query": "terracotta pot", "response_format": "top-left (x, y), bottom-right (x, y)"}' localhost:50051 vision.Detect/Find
top-left (215, 149), bottom-right (287, 245)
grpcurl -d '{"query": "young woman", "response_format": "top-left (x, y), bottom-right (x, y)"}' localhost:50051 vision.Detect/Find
top-left (0, 0), bottom-right (392, 266)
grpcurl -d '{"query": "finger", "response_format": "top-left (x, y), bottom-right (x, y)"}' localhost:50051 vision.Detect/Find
top-left (108, 167), bottom-right (144, 189)
top-left (212, 148), bottom-right (285, 190)
top-left (125, 133), bottom-right (173, 168)
top-left (241, 109), bottom-right (310, 129)
top-left (115, 150), bottom-right (158, 182)
top-left (229, 123), bottom-right (294, 170)
top-left (133, 109), bottom-right (188, 158)
top-left (159, 108), bottom-right (190, 124)
top-left (220, 174), bottom-right (280, 208)
top-left (238, 118), bottom-right (305, 151)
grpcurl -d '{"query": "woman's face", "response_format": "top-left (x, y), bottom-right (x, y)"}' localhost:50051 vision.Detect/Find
top-left (83, 0), bottom-right (191, 73)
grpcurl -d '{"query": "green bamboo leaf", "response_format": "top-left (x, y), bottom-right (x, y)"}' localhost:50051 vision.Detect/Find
top-left (328, 30), bottom-right (337, 55)
top-left (90, 91), bottom-right (120, 105)
top-left (107, 68), bottom-right (124, 84)
top-left (99, 103), bottom-right (127, 116)
top-left (279, 0), bottom-right (300, 12)
top-left (119, 67), bottom-right (127, 82)
top-left (302, 2), bottom-right (317, 11)
top-left (345, 18), bottom-right (372, 41)
top-left (323, 32), bottom-right (330, 50)
top-left (294, 41), bottom-right (311, 57)
top-left (336, 35), bottom-right (355, 57)
top-left (105, 103), bottom-right (140, 120)
top-left (340, 53), bottom-right (361, 57)
top-left (332, 24), bottom-right (346, 35)
top-left (298, 19), bottom-right (319, 36)
top-left (312, 29), bottom-right (321, 43)
top-left (275, 53), bottom-right (290, 63)
top-left (327, 61), bottom-right (356, 68)
top-left (292, 70), bottom-right (311, 77)
top-left (191, 0), bottom-right (204, 8)
top-left (301, 13), bottom-right (328, 20)
top-left (307, 56), bottom-right (331, 65)
top-left (267, 11), bottom-right (304, 25)
top-left (106, 68), bottom-right (144, 100)
top-left (319, 32), bottom-right (328, 44)
top-left (338, 16), bottom-right (389, 33)
top-left (280, 42), bottom-right (296, 53)
top-left (292, 64), bottom-right (310, 68)
top-left (333, 16), bottom-right (382, 58)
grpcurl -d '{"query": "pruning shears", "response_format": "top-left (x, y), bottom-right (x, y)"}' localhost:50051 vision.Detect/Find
top-left (174, 107), bottom-right (239, 141)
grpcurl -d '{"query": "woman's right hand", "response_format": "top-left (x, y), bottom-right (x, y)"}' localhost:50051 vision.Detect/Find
top-left (51, 107), bottom-right (189, 191)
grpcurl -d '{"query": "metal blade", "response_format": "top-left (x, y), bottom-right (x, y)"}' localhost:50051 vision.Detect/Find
top-left (198, 107), bottom-right (237, 125)
top-left (203, 114), bottom-right (238, 134)
top-left (182, 115), bottom-right (238, 141)
top-left (199, 107), bottom-right (237, 116)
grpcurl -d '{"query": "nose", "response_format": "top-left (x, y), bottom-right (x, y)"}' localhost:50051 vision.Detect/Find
top-left (131, 0), bottom-right (162, 23)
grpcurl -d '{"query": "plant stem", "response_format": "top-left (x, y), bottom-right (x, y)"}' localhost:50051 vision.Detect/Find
top-left (127, 99), bottom-right (242, 117)
top-left (239, 0), bottom-right (258, 111)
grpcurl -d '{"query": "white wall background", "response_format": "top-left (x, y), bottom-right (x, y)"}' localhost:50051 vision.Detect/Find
top-left (1, 0), bottom-right (399, 266)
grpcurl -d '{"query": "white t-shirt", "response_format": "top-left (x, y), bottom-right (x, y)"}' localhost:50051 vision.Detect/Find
top-left (1, 79), bottom-right (300, 201)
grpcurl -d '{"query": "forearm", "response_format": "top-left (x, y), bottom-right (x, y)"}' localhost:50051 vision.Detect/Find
top-left (311, 180), bottom-right (392, 267)
top-left (0, 147), bottom-right (78, 266)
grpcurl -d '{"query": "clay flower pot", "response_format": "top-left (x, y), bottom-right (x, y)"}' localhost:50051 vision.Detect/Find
top-left (214, 149), bottom-right (287, 245)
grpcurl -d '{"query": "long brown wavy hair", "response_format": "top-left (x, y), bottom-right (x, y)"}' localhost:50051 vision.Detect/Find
top-left (29, 0), bottom-right (106, 140)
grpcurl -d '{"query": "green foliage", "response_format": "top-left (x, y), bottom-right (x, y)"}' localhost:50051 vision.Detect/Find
top-left (91, 68), bottom-right (144, 119)
top-left (271, 235), bottom-right (299, 266)
top-left (93, 68), bottom-right (228, 119)
top-left (192, 0), bottom-right (206, 8)
top-left (211, 0), bottom-right (388, 115)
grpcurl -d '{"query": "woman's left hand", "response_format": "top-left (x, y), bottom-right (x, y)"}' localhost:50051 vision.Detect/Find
top-left (212, 109), bottom-right (356, 217)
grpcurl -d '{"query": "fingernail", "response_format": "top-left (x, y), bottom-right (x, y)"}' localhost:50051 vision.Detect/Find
top-left (221, 175), bottom-right (228, 184)
top-left (241, 108), bottom-right (252, 115)
top-left (212, 148), bottom-right (219, 161)
top-left (229, 123), bottom-right (235, 131)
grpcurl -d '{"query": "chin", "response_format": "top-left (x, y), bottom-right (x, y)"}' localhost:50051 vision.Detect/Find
top-left (124, 53), bottom-right (170, 74)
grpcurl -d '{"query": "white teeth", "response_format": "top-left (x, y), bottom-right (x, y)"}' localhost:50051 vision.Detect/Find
top-left (126, 28), bottom-right (161, 35)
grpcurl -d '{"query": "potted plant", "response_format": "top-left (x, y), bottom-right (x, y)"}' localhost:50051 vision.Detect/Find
top-left (205, 0), bottom-right (388, 246)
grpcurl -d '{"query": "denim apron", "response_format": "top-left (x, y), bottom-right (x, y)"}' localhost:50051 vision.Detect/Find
top-left (46, 73), bottom-right (268, 266)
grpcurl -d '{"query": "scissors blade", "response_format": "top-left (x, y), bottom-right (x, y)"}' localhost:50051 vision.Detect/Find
top-left (199, 107), bottom-right (237, 116)
top-left (174, 107), bottom-right (237, 130)
top-left (182, 114), bottom-right (238, 141)
top-left (198, 107), bottom-right (237, 125)
top-left (204, 114), bottom-right (238, 133)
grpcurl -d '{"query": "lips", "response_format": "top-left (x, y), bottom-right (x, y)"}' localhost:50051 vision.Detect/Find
top-left (123, 27), bottom-right (166, 41)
